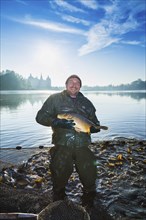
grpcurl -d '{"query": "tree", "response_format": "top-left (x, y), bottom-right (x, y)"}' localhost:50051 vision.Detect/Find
top-left (0, 70), bottom-right (29, 90)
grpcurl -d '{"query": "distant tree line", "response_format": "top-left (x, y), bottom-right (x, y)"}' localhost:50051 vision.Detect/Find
top-left (0, 70), bottom-right (51, 90)
top-left (0, 70), bottom-right (146, 91)
top-left (82, 79), bottom-right (146, 91)
top-left (0, 70), bottom-right (30, 90)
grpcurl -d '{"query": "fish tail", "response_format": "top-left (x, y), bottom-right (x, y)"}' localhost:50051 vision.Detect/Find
top-left (95, 125), bottom-right (108, 130)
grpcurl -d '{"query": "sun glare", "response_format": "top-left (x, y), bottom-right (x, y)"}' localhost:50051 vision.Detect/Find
top-left (34, 41), bottom-right (62, 66)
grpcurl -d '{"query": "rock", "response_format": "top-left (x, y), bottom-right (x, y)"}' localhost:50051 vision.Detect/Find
top-left (16, 146), bottom-right (22, 150)
top-left (0, 184), bottom-right (52, 214)
top-left (38, 199), bottom-right (90, 220)
top-left (1, 139), bottom-right (146, 219)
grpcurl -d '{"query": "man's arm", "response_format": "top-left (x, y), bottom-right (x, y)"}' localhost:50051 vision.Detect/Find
top-left (36, 97), bottom-right (55, 126)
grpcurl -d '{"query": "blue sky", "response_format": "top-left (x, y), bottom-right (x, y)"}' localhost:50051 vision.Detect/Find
top-left (1, 0), bottom-right (146, 86)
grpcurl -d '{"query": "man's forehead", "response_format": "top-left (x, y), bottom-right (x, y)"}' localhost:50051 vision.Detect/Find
top-left (68, 77), bottom-right (80, 82)
top-left (65, 75), bottom-right (82, 87)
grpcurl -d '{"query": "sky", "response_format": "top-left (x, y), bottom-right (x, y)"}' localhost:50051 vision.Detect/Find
top-left (1, 0), bottom-right (146, 87)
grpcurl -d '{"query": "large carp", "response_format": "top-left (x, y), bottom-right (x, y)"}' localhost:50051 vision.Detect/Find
top-left (57, 113), bottom-right (108, 133)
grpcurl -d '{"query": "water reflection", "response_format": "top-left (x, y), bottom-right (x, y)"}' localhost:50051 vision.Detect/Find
top-left (94, 91), bottom-right (146, 100)
top-left (0, 91), bottom-right (145, 110)
top-left (0, 93), bottom-right (47, 109)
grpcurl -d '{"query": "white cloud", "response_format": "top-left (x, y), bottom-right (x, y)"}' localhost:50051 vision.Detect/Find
top-left (78, 0), bottom-right (143, 56)
top-left (54, 0), bottom-right (84, 12)
top-left (10, 16), bottom-right (85, 35)
top-left (78, 17), bottom-right (139, 55)
top-left (15, 0), bottom-right (28, 6)
top-left (8, 0), bottom-right (146, 57)
top-left (78, 0), bottom-right (98, 10)
top-left (78, 22), bottom-right (120, 56)
top-left (121, 40), bottom-right (142, 46)
top-left (62, 15), bottom-right (90, 26)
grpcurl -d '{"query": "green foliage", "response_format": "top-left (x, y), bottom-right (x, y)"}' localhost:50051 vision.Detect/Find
top-left (0, 70), bottom-right (146, 90)
top-left (0, 70), bottom-right (29, 90)
top-left (82, 79), bottom-right (146, 91)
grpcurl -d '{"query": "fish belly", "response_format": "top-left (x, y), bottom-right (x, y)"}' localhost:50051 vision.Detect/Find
top-left (73, 118), bottom-right (91, 133)
top-left (57, 113), bottom-right (91, 133)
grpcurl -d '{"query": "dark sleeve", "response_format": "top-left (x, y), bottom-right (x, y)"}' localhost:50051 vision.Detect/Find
top-left (89, 107), bottom-right (100, 125)
top-left (85, 98), bottom-right (100, 125)
top-left (35, 95), bottom-right (56, 127)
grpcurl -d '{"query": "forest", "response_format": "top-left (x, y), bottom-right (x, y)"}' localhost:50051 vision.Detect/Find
top-left (0, 70), bottom-right (146, 91)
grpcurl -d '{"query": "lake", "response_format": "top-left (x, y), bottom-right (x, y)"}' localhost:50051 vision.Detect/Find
top-left (0, 90), bottom-right (146, 163)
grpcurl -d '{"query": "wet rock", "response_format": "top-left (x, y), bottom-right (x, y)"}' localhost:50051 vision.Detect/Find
top-left (33, 166), bottom-right (47, 176)
top-left (0, 139), bottom-right (146, 219)
top-left (0, 184), bottom-right (52, 213)
top-left (38, 200), bottom-right (90, 220)
top-left (16, 146), bottom-right (22, 150)
top-left (39, 145), bottom-right (44, 149)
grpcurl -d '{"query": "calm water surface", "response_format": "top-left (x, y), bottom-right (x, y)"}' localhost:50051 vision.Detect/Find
top-left (0, 90), bottom-right (145, 151)
top-left (1, 90), bottom-right (146, 220)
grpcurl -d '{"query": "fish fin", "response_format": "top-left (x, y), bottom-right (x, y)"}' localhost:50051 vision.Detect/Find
top-left (100, 126), bottom-right (108, 130)
top-left (95, 125), bottom-right (108, 130)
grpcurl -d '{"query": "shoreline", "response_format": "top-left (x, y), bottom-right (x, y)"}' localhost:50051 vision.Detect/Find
top-left (1, 137), bottom-right (145, 168)
top-left (0, 138), bottom-right (146, 219)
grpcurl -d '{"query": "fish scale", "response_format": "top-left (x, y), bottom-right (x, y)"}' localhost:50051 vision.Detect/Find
top-left (57, 113), bottom-right (108, 133)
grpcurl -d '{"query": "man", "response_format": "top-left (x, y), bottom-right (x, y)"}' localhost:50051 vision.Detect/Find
top-left (36, 75), bottom-right (100, 207)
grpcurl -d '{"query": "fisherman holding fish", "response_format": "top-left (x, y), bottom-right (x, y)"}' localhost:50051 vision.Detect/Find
top-left (36, 75), bottom-right (107, 207)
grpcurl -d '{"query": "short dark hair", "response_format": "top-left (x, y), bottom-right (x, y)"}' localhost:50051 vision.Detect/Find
top-left (65, 75), bottom-right (82, 87)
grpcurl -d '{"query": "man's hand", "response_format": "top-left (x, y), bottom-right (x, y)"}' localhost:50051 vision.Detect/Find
top-left (52, 118), bottom-right (75, 129)
top-left (90, 126), bottom-right (100, 133)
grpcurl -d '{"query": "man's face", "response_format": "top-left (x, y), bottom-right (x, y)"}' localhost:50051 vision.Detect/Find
top-left (66, 77), bottom-right (81, 97)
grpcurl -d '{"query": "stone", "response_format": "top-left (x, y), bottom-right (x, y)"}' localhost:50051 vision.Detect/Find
top-left (38, 199), bottom-right (90, 220)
